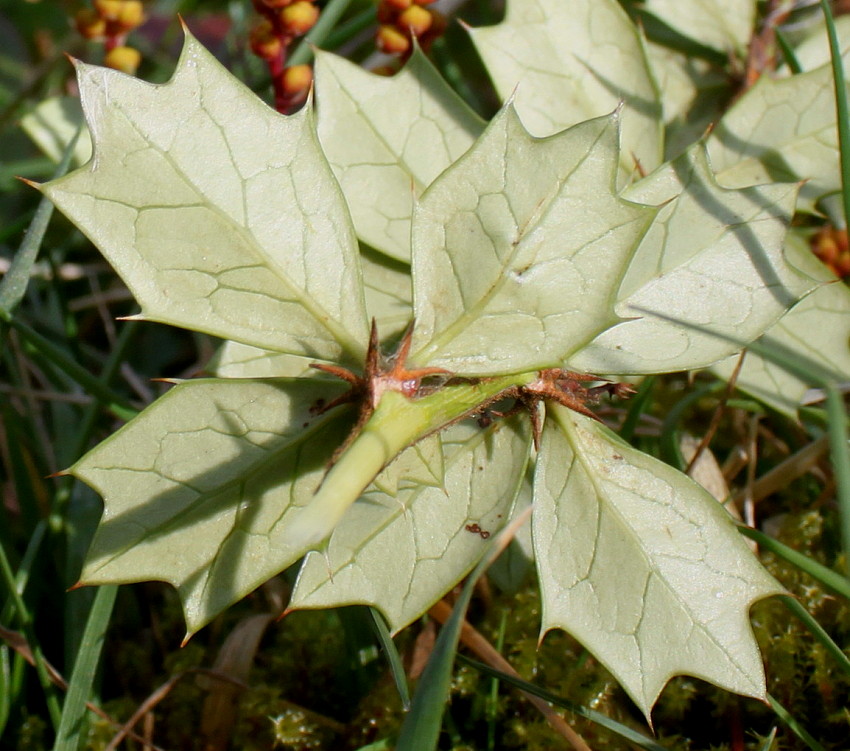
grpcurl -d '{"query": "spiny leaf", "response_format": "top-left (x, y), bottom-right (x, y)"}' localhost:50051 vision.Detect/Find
top-left (289, 419), bottom-right (531, 633)
top-left (410, 106), bottom-right (657, 375)
top-left (534, 404), bottom-right (783, 719)
top-left (72, 378), bottom-right (350, 638)
top-left (712, 276), bottom-right (850, 419)
top-left (708, 55), bottom-right (849, 216)
top-left (469, 0), bottom-right (662, 181)
top-left (315, 48), bottom-right (483, 262)
top-left (207, 250), bottom-right (412, 379)
top-left (641, 0), bottom-right (756, 57)
top-left (41, 32), bottom-right (369, 366)
top-left (572, 145), bottom-right (815, 375)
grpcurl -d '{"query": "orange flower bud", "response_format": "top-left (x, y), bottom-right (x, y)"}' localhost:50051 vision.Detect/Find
top-left (104, 45), bottom-right (142, 74)
top-left (94, 0), bottom-right (126, 21)
top-left (376, 24), bottom-right (410, 55)
top-left (115, 1), bottom-right (145, 31)
top-left (413, 0), bottom-right (438, 4)
top-left (250, 19), bottom-right (283, 60)
top-left (280, 1), bottom-right (320, 36)
top-left (75, 7), bottom-right (107, 39)
top-left (398, 5), bottom-right (432, 36)
top-left (384, 0), bottom-right (414, 9)
top-left (281, 64), bottom-right (313, 96)
top-left (262, 0), bottom-right (294, 7)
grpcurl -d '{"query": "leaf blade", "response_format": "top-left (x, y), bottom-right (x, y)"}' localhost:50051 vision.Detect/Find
top-left (534, 405), bottom-right (783, 718)
top-left (42, 32), bottom-right (369, 364)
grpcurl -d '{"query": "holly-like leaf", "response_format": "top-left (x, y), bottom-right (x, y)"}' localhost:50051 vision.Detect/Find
top-left (315, 49), bottom-right (483, 261)
top-left (707, 56), bottom-right (847, 216)
top-left (571, 146), bottom-right (815, 375)
top-left (20, 96), bottom-right (92, 167)
top-left (207, 250), bottom-right (411, 379)
top-left (41, 32), bottom-right (369, 366)
top-left (641, 0), bottom-right (756, 56)
top-left (712, 278), bottom-right (850, 419)
top-left (72, 378), bottom-right (350, 638)
top-left (469, 0), bottom-right (662, 181)
top-left (534, 404), bottom-right (783, 718)
top-left (289, 418), bottom-right (531, 632)
top-left (410, 106), bottom-right (657, 375)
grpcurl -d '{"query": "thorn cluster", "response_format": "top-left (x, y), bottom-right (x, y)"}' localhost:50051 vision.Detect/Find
top-left (311, 322), bottom-right (634, 457)
top-left (74, 0), bottom-right (146, 74)
top-left (375, 0), bottom-right (446, 59)
top-left (250, 0), bottom-right (319, 113)
top-left (310, 320), bottom-right (450, 463)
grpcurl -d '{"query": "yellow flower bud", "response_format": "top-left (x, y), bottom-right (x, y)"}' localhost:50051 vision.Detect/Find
top-left (398, 5), bottom-right (432, 36)
top-left (281, 64), bottom-right (313, 96)
top-left (104, 45), bottom-right (142, 75)
top-left (280, 1), bottom-right (320, 36)
top-left (376, 24), bottom-right (410, 55)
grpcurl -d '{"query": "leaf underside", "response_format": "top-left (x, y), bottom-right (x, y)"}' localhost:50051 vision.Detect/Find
top-left (47, 20), bottom-right (810, 714)
top-left (534, 405), bottom-right (783, 718)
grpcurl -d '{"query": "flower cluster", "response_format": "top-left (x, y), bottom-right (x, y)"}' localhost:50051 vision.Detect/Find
top-left (376, 0), bottom-right (445, 58)
top-left (74, 0), bottom-right (146, 74)
top-left (249, 0), bottom-right (319, 113)
top-left (811, 225), bottom-right (850, 278)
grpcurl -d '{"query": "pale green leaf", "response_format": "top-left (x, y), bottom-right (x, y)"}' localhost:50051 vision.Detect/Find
top-left (207, 250), bottom-right (411, 378)
top-left (781, 14), bottom-right (850, 73)
top-left (410, 107), bottom-right (657, 375)
top-left (708, 58), bottom-right (846, 215)
top-left (644, 42), bottom-right (729, 159)
top-left (469, 0), bottom-right (662, 181)
top-left (642, 0), bottom-right (756, 56)
top-left (360, 249), bottom-right (413, 338)
top-left (20, 96), bottom-right (92, 167)
top-left (315, 49), bottom-right (483, 261)
top-left (712, 277), bottom-right (850, 419)
top-left (206, 342), bottom-right (315, 379)
top-left (289, 418), bottom-right (530, 632)
top-left (534, 404), bottom-right (783, 718)
top-left (73, 378), bottom-right (350, 638)
top-left (41, 32), bottom-right (369, 365)
top-left (572, 146), bottom-right (814, 375)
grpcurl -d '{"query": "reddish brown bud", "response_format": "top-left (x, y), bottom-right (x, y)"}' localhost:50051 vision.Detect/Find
top-left (249, 19), bottom-right (283, 60)
top-left (75, 8), bottom-right (107, 39)
top-left (384, 0), bottom-right (414, 8)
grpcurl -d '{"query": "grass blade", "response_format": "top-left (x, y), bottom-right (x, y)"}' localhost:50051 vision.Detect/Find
top-left (369, 607), bottom-right (410, 711)
top-left (456, 655), bottom-right (667, 751)
top-left (780, 595), bottom-right (850, 679)
top-left (825, 384), bottom-right (850, 577)
top-left (820, 0), bottom-right (850, 229)
top-left (395, 508), bottom-right (535, 751)
top-left (767, 693), bottom-right (826, 751)
top-left (52, 584), bottom-right (118, 751)
top-left (736, 525), bottom-right (850, 601)
top-left (0, 126), bottom-right (81, 314)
